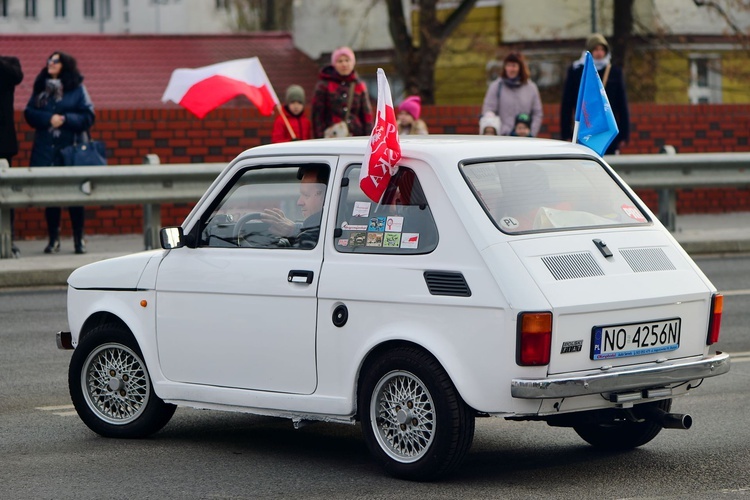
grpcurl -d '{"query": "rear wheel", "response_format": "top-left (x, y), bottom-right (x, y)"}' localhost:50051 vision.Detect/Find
top-left (573, 399), bottom-right (671, 450)
top-left (69, 323), bottom-right (176, 438)
top-left (359, 347), bottom-right (474, 481)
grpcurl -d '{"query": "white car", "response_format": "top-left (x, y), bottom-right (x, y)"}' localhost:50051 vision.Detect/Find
top-left (58, 136), bottom-right (730, 481)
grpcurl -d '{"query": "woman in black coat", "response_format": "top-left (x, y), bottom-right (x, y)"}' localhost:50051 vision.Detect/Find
top-left (25, 51), bottom-right (95, 254)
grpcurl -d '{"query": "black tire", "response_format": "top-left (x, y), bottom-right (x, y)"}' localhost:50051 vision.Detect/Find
top-left (573, 399), bottom-right (671, 450)
top-left (359, 346), bottom-right (475, 481)
top-left (69, 323), bottom-right (176, 438)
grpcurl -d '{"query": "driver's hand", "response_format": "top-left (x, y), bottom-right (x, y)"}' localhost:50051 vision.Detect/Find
top-left (261, 208), bottom-right (297, 237)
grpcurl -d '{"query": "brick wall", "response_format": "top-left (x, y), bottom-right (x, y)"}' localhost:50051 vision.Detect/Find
top-left (9, 104), bottom-right (750, 240)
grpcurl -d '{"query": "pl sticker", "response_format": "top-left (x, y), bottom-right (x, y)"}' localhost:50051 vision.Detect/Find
top-left (383, 232), bottom-right (401, 247)
top-left (400, 233), bottom-right (420, 249)
top-left (366, 233), bottom-right (384, 246)
top-left (621, 204), bottom-right (647, 222)
top-left (499, 216), bottom-right (520, 229)
top-left (368, 217), bottom-right (386, 232)
top-left (385, 216), bottom-right (404, 232)
top-left (352, 201), bottom-right (371, 217)
top-left (341, 221), bottom-right (368, 231)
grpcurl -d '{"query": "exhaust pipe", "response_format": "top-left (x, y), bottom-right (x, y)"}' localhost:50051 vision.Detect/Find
top-left (642, 407), bottom-right (693, 429)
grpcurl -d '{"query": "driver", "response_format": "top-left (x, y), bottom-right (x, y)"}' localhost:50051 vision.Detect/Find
top-left (261, 165), bottom-right (329, 248)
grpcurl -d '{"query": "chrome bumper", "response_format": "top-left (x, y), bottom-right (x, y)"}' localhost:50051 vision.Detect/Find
top-left (511, 352), bottom-right (730, 399)
top-left (56, 331), bottom-right (73, 350)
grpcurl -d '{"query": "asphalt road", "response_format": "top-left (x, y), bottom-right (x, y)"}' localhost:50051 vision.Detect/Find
top-left (1, 255), bottom-right (748, 499)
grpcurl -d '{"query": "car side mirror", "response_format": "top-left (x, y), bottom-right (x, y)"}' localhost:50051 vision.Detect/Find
top-left (160, 226), bottom-right (185, 249)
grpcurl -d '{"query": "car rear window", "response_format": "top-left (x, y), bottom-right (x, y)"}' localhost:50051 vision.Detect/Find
top-left (460, 158), bottom-right (650, 233)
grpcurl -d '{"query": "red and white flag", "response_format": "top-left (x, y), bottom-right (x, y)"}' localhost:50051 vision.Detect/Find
top-left (161, 57), bottom-right (280, 119)
top-left (360, 68), bottom-right (401, 202)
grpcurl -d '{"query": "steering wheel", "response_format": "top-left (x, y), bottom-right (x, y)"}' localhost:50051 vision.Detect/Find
top-left (231, 212), bottom-right (271, 246)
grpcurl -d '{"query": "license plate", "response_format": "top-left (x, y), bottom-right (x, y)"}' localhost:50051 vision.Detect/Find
top-left (591, 318), bottom-right (681, 360)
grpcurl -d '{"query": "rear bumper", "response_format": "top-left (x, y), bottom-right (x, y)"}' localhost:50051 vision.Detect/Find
top-left (511, 352), bottom-right (730, 399)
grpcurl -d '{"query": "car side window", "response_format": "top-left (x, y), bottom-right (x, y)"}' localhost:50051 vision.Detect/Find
top-left (335, 164), bottom-right (438, 254)
top-left (198, 164), bottom-right (330, 250)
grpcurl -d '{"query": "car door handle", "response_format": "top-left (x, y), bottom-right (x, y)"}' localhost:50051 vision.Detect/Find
top-left (288, 270), bottom-right (314, 284)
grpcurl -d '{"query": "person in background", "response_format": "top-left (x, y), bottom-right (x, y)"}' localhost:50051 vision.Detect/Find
top-left (0, 54), bottom-right (23, 258)
top-left (25, 51), bottom-right (95, 254)
top-left (511, 113), bottom-right (532, 137)
top-left (271, 84), bottom-right (312, 143)
top-left (479, 112), bottom-right (500, 135)
top-left (397, 95), bottom-right (429, 136)
top-left (481, 51), bottom-right (543, 137)
top-left (312, 46), bottom-right (373, 138)
top-left (560, 33), bottom-right (630, 154)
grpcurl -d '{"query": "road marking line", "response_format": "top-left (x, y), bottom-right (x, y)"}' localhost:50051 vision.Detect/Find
top-left (53, 411), bottom-right (79, 417)
top-left (36, 404), bottom-right (74, 411)
top-left (722, 289), bottom-right (750, 296)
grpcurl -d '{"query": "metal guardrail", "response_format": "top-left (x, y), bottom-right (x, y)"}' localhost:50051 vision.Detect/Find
top-left (1, 152), bottom-right (750, 259)
top-left (0, 158), bottom-right (224, 258)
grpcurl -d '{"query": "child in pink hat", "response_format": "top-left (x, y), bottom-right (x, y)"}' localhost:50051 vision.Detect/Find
top-left (397, 95), bottom-right (429, 136)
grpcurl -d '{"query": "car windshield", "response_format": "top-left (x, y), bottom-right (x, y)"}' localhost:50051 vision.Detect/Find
top-left (461, 158), bottom-right (650, 233)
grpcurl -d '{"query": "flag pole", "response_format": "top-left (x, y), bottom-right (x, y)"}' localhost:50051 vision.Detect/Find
top-left (572, 121), bottom-right (579, 145)
top-left (276, 103), bottom-right (297, 140)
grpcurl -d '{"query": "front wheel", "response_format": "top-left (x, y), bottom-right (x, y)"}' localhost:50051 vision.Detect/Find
top-left (573, 399), bottom-right (671, 450)
top-left (359, 347), bottom-right (474, 481)
top-left (68, 323), bottom-right (176, 438)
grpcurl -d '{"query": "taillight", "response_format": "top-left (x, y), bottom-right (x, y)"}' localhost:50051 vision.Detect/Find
top-left (516, 312), bottom-right (552, 366)
top-left (707, 293), bottom-right (723, 345)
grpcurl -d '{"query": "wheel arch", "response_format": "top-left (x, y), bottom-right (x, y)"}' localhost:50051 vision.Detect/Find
top-left (354, 339), bottom-right (476, 420)
top-left (78, 312), bottom-right (133, 346)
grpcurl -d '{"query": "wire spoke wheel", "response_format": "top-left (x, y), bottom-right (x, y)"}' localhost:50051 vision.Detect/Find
top-left (81, 342), bottom-right (150, 425)
top-left (371, 370), bottom-right (436, 463)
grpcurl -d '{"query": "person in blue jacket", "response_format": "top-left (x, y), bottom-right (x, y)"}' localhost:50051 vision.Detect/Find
top-left (25, 51), bottom-right (95, 254)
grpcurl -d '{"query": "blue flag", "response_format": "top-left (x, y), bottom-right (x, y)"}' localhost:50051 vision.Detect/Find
top-left (574, 51), bottom-right (619, 156)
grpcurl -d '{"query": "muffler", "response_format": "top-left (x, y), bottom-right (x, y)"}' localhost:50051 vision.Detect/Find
top-left (642, 406), bottom-right (693, 429)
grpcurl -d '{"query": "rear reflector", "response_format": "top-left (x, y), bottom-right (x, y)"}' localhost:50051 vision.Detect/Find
top-left (516, 312), bottom-right (552, 366)
top-left (707, 293), bottom-right (723, 345)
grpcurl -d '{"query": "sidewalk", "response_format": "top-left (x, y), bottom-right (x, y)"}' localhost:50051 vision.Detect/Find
top-left (2, 213), bottom-right (750, 288)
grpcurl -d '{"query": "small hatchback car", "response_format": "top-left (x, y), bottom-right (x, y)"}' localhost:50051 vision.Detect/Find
top-left (59, 136), bottom-right (730, 480)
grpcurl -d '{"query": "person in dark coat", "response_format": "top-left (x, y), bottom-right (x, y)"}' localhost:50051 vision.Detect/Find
top-left (24, 51), bottom-right (95, 254)
top-left (311, 46), bottom-right (373, 139)
top-left (0, 54), bottom-right (23, 257)
top-left (560, 33), bottom-right (630, 155)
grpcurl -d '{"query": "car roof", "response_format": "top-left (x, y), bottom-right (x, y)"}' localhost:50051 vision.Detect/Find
top-left (238, 135), bottom-right (601, 167)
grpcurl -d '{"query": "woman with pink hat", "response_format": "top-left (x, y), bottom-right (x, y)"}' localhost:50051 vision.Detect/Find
top-left (397, 95), bottom-right (429, 136)
top-left (312, 46), bottom-right (373, 139)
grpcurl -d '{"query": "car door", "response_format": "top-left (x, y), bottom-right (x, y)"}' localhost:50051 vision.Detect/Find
top-left (154, 160), bottom-right (334, 394)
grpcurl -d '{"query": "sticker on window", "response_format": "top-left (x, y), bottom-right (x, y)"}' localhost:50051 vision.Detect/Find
top-left (337, 238), bottom-right (349, 247)
top-left (349, 232), bottom-right (367, 246)
top-left (383, 232), bottom-right (401, 247)
top-left (353, 201), bottom-right (371, 217)
top-left (368, 217), bottom-right (386, 232)
top-left (385, 216), bottom-right (403, 232)
top-left (342, 222), bottom-right (368, 231)
top-left (400, 233), bottom-right (420, 249)
top-left (367, 233), bottom-right (383, 246)
top-left (621, 204), bottom-right (647, 222)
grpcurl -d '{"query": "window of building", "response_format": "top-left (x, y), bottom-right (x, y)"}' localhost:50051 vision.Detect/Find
top-left (84, 0), bottom-right (94, 17)
top-left (55, 0), bottom-right (67, 18)
top-left (688, 54), bottom-right (722, 104)
top-left (84, 0), bottom-right (111, 19)
top-left (1, 0), bottom-right (8, 18)
top-left (216, 0), bottom-right (230, 9)
top-left (25, 0), bottom-right (37, 18)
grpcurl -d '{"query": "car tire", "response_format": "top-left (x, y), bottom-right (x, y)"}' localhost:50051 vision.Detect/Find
top-left (573, 399), bottom-right (670, 450)
top-left (359, 346), bottom-right (475, 481)
top-left (69, 323), bottom-right (176, 438)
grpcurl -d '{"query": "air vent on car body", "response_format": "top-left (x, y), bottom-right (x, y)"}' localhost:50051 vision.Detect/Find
top-left (541, 252), bottom-right (604, 280)
top-left (423, 271), bottom-right (472, 297)
top-left (620, 247), bottom-right (676, 273)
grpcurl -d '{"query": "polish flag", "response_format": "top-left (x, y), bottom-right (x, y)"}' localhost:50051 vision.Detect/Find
top-left (360, 68), bottom-right (401, 203)
top-left (161, 57), bottom-right (280, 119)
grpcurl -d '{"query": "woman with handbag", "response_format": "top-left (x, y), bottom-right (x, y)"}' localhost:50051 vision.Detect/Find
top-left (24, 51), bottom-right (95, 254)
top-left (312, 46), bottom-right (373, 139)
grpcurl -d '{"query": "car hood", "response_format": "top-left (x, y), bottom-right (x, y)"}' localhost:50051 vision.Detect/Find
top-left (68, 251), bottom-right (164, 290)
